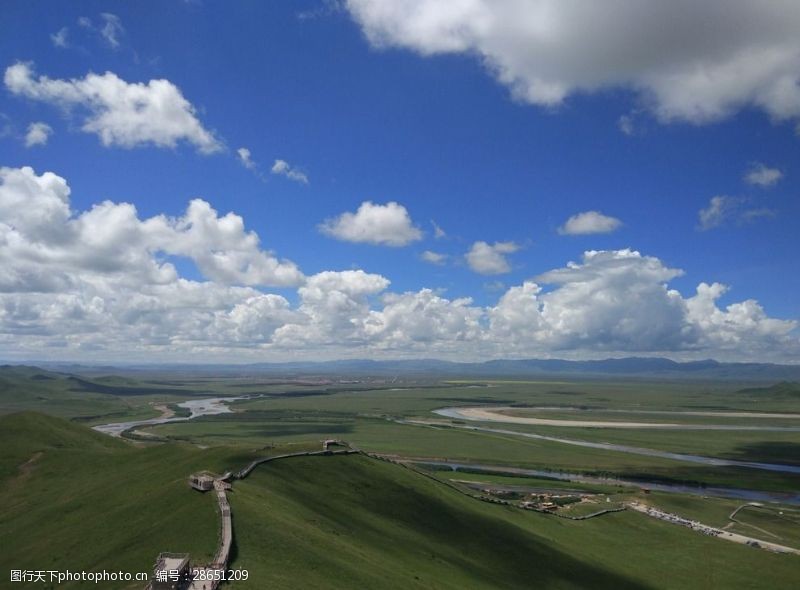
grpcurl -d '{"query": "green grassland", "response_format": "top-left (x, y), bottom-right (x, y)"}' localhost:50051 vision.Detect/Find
top-left (731, 505), bottom-right (800, 548)
top-left (491, 423), bottom-right (800, 466)
top-left (230, 453), bottom-right (800, 589)
top-left (442, 472), bottom-right (628, 494)
top-left (144, 411), bottom-right (800, 493)
top-left (628, 493), bottom-right (800, 550)
top-left (16, 368), bottom-right (782, 493)
top-left (496, 407), bottom-right (800, 427)
top-left (0, 412), bottom-right (270, 589)
top-left (2, 369), bottom-right (800, 589)
top-left (0, 366), bottom-right (201, 423)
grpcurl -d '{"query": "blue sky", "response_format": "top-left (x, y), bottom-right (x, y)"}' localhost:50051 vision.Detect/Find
top-left (0, 1), bottom-right (798, 362)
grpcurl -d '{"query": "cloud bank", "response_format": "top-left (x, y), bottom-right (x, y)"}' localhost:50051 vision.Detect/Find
top-left (0, 167), bottom-right (796, 362)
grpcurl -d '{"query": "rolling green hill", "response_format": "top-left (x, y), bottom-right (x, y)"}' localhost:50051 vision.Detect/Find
top-left (0, 412), bottom-right (257, 588)
top-left (2, 413), bottom-right (799, 589)
top-left (0, 365), bottom-right (191, 422)
top-left (231, 454), bottom-right (800, 589)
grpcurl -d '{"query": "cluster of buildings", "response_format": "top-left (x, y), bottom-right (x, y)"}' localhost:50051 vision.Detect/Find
top-left (519, 492), bottom-right (589, 512)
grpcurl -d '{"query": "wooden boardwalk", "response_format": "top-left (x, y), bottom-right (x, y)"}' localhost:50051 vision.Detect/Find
top-left (149, 446), bottom-right (360, 589)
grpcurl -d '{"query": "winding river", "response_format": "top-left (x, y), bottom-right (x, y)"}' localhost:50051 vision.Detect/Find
top-left (409, 460), bottom-right (800, 505)
top-left (419, 407), bottom-right (800, 475)
top-left (434, 406), bottom-right (800, 431)
top-left (93, 396), bottom-right (247, 437)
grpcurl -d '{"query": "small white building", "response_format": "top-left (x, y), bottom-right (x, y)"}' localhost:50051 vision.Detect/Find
top-left (188, 472), bottom-right (216, 492)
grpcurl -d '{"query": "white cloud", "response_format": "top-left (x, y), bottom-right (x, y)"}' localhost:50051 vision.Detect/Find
top-left (51, 28), bottom-right (69, 48)
top-left (0, 166), bottom-right (303, 291)
top-left (0, 166), bottom-right (796, 362)
top-left (346, 0), bottom-right (800, 128)
top-left (488, 249), bottom-right (797, 357)
top-left (24, 122), bottom-right (52, 147)
top-left (319, 201), bottom-right (422, 246)
top-left (559, 211), bottom-right (622, 235)
top-left (744, 162), bottom-right (783, 187)
top-left (364, 289), bottom-right (483, 350)
top-left (421, 250), bottom-right (447, 265)
top-left (4, 63), bottom-right (222, 154)
top-left (271, 159), bottom-right (309, 184)
top-left (696, 196), bottom-right (774, 231)
top-left (99, 13), bottom-right (124, 49)
top-left (466, 241), bottom-right (519, 275)
top-left (431, 220), bottom-right (446, 238)
top-left (237, 147), bottom-right (256, 170)
top-left (698, 196), bottom-right (738, 230)
top-left (685, 282), bottom-right (796, 353)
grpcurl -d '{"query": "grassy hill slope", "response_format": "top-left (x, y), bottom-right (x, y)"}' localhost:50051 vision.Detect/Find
top-left (0, 365), bottom-right (194, 422)
top-left (0, 412), bottom-right (258, 588)
top-left (231, 454), bottom-right (800, 589)
top-left (3, 413), bottom-right (798, 589)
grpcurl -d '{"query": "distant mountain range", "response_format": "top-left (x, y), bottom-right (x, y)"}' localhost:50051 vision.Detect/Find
top-left (8, 356), bottom-right (800, 381)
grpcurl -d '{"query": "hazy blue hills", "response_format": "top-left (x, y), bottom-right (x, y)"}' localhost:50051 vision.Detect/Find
top-left (5, 357), bottom-right (800, 381)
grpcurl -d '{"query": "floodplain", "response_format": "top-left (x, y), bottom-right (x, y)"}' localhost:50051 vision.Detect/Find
top-left (1, 366), bottom-right (799, 588)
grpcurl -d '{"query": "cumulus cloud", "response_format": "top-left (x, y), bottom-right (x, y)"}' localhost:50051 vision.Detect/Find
top-left (270, 159), bottom-right (309, 184)
top-left (4, 63), bottom-right (222, 153)
top-left (364, 289), bottom-right (483, 350)
top-left (319, 201), bottom-right (422, 246)
top-left (488, 249), bottom-right (796, 356)
top-left (685, 282), bottom-right (796, 352)
top-left (466, 241), bottom-right (519, 275)
top-left (24, 122), bottom-right (52, 147)
top-left (559, 211), bottom-right (622, 235)
top-left (0, 166), bottom-right (303, 291)
top-left (346, 0), bottom-right (800, 128)
top-left (0, 167), bottom-right (796, 362)
top-left (421, 250), bottom-right (447, 265)
top-left (744, 162), bottom-right (783, 187)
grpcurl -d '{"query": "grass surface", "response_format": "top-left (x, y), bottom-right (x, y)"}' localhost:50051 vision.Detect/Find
top-left (0, 413), bottom-right (261, 589)
top-left (4, 370), bottom-right (800, 588)
top-left (230, 453), bottom-right (800, 589)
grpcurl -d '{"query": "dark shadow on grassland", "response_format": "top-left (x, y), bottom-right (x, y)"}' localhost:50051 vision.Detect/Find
top-left (180, 423), bottom-right (356, 439)
top-left (66, 376), bottom-right (204, 396)
top-left (613, 464), bottom-right (800, 493)
top-left (430, 397), bottom-right (516, 404)
top-left (199, 410), bottom-right (354, 422)
top-left (724, 441), bottom-right (800, 467)
top-left (234, 455), bottom-right (652, 589)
